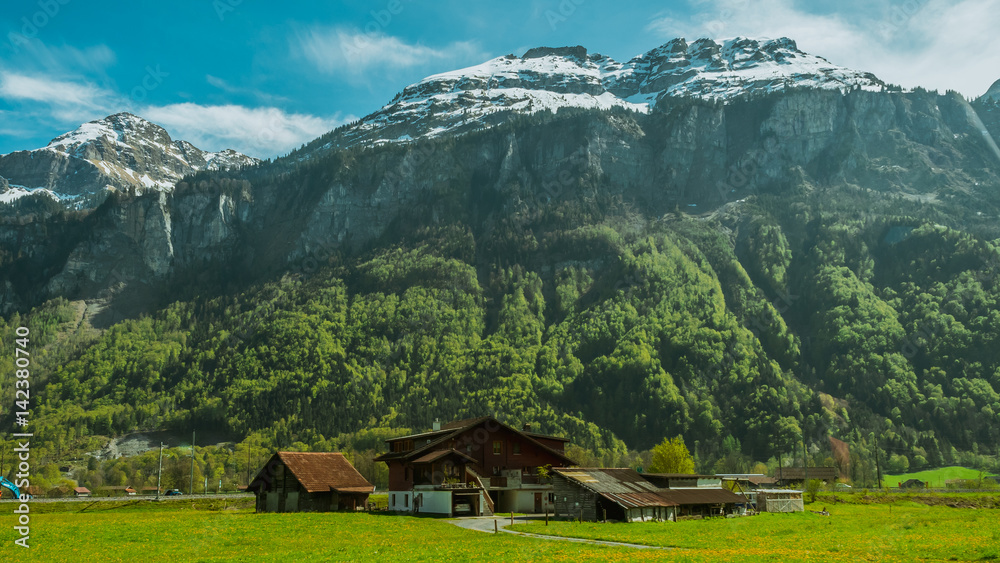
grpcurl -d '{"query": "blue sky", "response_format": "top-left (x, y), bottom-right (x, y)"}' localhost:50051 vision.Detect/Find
top-left (1, 0), bottom-right (997, 158)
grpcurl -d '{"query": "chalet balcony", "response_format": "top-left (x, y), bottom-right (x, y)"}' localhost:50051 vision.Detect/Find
top-left (520, 474), bottom-right (552, 485)
top-left (487, 474), bottom-right (552, 488)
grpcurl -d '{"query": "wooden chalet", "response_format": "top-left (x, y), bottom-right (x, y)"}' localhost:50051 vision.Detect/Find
top-left (374, 416), bottom-right (576, 516)
top-left (249, 452), bottom-right (374, 513)
top-left (74, 487), bottom-right (91, 497)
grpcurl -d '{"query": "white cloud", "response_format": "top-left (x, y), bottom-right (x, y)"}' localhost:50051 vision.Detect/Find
top-left (645, 0), bottom-right (1000, 98)
top-left (0, 73), bottom-right (110, 109)
top-left (0, 72), bottom-right (350, 158)
top-left (139, 103), bottom-right (353, 158)
top-left (294, 26), bottom-right (486, 80)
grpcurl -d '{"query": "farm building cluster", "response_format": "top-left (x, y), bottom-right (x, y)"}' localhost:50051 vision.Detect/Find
top-left (247, 416), bottom-right (830, 520)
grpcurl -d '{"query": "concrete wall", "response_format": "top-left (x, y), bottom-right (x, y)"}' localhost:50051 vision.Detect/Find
top-left (388, 491), bottom-right (412, 511)
top-left (416, 490), bottom-right (453, 515)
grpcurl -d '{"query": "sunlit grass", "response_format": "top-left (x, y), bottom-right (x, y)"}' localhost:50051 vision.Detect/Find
top-left (515, 502), bottom-right (1000, 562)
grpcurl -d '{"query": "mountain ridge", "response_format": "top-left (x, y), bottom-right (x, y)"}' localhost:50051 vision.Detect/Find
top-left (0, 112), bottom-right (259, 210)
top-left (295, 36), bottom-right (885, 158)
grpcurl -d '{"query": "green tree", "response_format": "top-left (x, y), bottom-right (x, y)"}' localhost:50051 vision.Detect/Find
top-left (648, 436), bottom-right (695, 474)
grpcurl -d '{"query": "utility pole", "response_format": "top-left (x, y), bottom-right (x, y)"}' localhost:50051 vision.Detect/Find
top-left (874, 433), bottom-right (883, 489)
top-left (156, 442), bottom-right (163, 500)
top-left (247, 439), bottom-right (252, 486)
top-left (190, 430), bottom-right (195, 496)
top-left (803, 436), bottom-right (809, 485)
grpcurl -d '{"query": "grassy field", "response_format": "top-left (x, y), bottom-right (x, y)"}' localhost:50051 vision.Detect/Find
top-left (881, 466), bottom-right (998, 488)
top-left (0, 499), bottom-right (661, 562)
top-left (1, 496), bottom-right (997, 562)
top-left (514, 499), bottom-right (1000, 562)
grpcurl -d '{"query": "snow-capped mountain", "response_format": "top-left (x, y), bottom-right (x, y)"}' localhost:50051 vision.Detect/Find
top-left (0, 113), bottom-right (259, 209)
top-left (310, 37), bottom-right (884, 151)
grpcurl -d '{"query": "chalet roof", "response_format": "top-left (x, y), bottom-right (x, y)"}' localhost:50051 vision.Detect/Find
top-left (524, 431), bottom-right (570, 442)
top-left (385, 429), bottom-right (453, 442)
top-left (74, 487), bottom-right (91, 493)
top-left (253, 452), bottom-right (373, 494)
top-left (376, 416), bottom-right (576, 466)
top-left (412, 449), bottom-right (477, 464)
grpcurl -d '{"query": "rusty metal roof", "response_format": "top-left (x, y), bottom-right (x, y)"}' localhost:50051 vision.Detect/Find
top-left (555, 468), bottom-right (663, 494)
top-left (554, 468), bottom-right (678, 509)
top-left (275, 452), bottom-right (373, 494)
top-left (657, 488), bottom-right (747, 505)
top-left (601, 492), bottom-right (678, 509)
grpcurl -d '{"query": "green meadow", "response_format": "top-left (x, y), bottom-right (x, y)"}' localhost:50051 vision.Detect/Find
top-left (515, 497), bottom-right (1000, 562)
top-left (882, 466), bottom-right (999, 488)
top-left (1, 495), bottom-right (997, 562)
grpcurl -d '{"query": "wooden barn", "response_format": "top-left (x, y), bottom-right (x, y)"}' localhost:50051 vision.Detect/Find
top-left (774, 466), bottom-right (837, 485)
top-left (552, 468), bottom-right (678, 522)
top-left (249, 452), bottom-right (374, 513)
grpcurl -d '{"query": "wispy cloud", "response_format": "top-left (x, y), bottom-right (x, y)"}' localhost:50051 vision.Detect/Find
top-left (0, 71), bottom-right (351, 158)
top-left (293, 26), bottom-right (487, 81)
top-left (644, 0), bottom-right (1000, 98)
top-left (141, 103), bottom-right (353, 158)
top-left (205, 75), bottom-right (290, 105)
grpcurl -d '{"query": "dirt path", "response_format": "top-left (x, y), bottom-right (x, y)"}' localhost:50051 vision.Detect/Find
top-left (449, 516), bottom-right (668, 550)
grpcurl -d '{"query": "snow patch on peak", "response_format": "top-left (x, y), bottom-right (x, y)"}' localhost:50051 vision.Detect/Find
top-left (306, 36), bottom-right (887, 155)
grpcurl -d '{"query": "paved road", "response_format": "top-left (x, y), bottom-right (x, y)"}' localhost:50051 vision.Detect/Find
top-left (449, 515), bottom-right (668, 550)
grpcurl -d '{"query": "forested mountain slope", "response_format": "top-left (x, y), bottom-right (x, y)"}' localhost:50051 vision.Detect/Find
top-left (2, 73), bottom-right (1000, 481)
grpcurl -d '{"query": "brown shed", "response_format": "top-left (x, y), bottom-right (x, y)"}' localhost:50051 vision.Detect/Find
top-left (249, 452), bottom-right (374, 513)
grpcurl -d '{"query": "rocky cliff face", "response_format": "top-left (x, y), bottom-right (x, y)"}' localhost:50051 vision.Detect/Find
top-left (4, 86), bottom-right (997, 320)
top-left (0, 113), bottom-right (259, 210)
top-left (3, 36), bottom-right (1000, 320)
top-left (296, 37), bottom-right (884, 157)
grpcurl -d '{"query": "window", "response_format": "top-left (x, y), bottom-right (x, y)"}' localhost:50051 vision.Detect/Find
top-left (513, 443), bottom-right (521, 455)
top-left (493, 440), bottom-right (502, 455)
top-left (548, 493), bottom-right (555, 503)
top-left (404, 494), bottom-right (409, 508)
top-left (392, 494), bottom-right (396, 506)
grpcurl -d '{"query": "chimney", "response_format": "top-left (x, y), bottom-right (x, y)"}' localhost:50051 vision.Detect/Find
top-left (432, 418), bottom-right (441, 431)
top-left (523, 423), bottom-right (531, 432)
